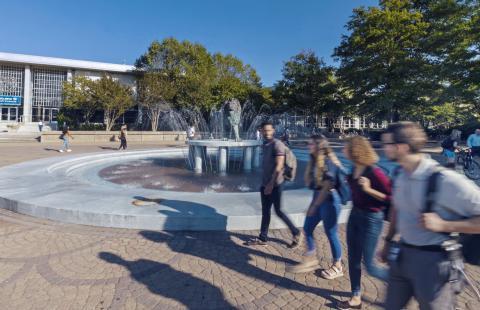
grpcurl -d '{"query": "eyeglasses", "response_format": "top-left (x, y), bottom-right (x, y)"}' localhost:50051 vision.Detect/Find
top-left (382, 142), bottom-right (397, 145)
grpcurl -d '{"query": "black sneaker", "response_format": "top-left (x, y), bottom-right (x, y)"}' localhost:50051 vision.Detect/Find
top-left (243, 237), bottom-right (268, 246)
top-left (288, 232), bottom-right (304, 249)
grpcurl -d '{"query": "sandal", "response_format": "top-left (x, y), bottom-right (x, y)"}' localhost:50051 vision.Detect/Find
top-left (320, 264), bottom-right (344, 280)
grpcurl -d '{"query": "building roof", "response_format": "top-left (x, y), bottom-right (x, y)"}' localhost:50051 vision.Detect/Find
top-left (0, 52), bottom-right (135, 73)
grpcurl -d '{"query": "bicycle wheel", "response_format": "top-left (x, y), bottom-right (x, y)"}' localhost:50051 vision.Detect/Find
top-left (464, 160), bottom-right (480, 180)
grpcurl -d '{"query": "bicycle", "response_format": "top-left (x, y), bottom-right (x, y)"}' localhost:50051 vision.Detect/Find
top-left (456, 148), bottom-right (480, 180)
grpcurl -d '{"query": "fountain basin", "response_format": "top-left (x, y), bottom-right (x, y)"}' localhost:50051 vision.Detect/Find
top-left (0, 148), bottom-right (351, 231)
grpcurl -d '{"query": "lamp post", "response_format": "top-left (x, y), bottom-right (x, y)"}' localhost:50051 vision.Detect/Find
top-left (283, 102), bottom-right (288, 128)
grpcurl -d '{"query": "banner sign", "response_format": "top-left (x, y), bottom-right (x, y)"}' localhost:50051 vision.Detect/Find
top-left (0, 95), bottom-right (22, 106)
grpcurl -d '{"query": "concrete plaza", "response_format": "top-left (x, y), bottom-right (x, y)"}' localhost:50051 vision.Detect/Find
top-left (0, 142), bottom-right (479, 309)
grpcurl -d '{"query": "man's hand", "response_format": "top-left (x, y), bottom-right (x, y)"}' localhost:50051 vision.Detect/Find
top-left (358, 177), bottom-right (371, 192)
top-left (420, 212), bottom-right (448, 232)
top-left (264, 184), bottom-right (274, 195)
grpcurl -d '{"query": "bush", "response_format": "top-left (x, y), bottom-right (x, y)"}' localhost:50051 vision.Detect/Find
top-left (78, 123), bottom-right (106, 131)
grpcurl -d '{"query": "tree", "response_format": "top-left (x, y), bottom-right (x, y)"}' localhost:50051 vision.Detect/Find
top-left (135, 38), bottom-right (216, 111)
top-left (273, 51), bottom-right (346, 131)
top-left (137, 72), bottom-right (177, 131)
top-left (334, 0), bottom-right (430, 121)
top-left (211, 53), bottom-right (262, 104)
top-left (62, 76), bottom-right (99, 124)
top-left (335, 0), bottom-right (480, 125)
top-left (414, 0), bottom-right (479, 103)
top-left (92, 74), bottom-right (135, 131)
top-left (135, 38), bottom-right (268, 112)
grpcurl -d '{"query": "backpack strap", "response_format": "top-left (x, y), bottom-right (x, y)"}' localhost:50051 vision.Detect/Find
top-left (424, 166), bottom-right (444, 213)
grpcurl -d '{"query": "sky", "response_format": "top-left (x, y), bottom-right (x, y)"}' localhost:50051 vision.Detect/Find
top-left (0, 0), bottom-right (378, 86)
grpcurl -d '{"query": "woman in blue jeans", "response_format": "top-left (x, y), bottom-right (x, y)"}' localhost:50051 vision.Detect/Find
top-left (288, 134), bottom-right (344, 280)
top-left (338, 136), bottom-right (391, 310)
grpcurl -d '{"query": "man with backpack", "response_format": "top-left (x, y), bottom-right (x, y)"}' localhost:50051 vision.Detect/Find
top-left (379, 122), bottom-right (480, 310)
top-left (244, 121), bottom-right (302, 248)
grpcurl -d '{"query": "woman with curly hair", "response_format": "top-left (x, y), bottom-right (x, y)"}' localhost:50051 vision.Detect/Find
top-left (337, 136), bottom-right (391, 310)
top-left (288, 134), bottom-right (344, 280)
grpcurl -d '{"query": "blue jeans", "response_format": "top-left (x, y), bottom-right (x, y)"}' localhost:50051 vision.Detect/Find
top-left (303, 190), bottom-right (342, 261)
top-left (347, 208), bottom-right (388, 296)
top-left (62, 138), bottom-right (70, 150)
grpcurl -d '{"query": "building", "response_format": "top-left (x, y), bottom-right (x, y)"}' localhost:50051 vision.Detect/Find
top-left (0, 52), bottom-right (136, 132)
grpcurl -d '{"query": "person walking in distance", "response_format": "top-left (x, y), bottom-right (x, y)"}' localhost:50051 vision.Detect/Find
top-left (244, 121), bottom-right (302, 247)
top-left (118, 124), bottom-right (128, 150)
top-left (59, 126), bottom-right (73, 153)
top-left (378, 122), bottom-right (480, 310)
top-left (337, 136), bottom-right (391, 310)
top-left (287, 134), bottom-right (344, 280)
top-left (467, 128), bottom-right (480, 157)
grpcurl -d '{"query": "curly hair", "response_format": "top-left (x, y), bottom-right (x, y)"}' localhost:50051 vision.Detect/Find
top-left (345, 136), bottom-right (379, 166)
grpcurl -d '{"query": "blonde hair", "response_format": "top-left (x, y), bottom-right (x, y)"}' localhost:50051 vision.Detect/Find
top-left (345, 136), bottom-right (378, 166)
top-left (304, 136), bottom-right (342, 187)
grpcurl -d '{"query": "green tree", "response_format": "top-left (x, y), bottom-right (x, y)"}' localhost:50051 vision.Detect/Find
top-left (334, 0), bottom-right (430, 121)
top-left (211, 53), bottom-right (262, 104)
top-left (92, 74), bottom-right (135, 131)
top-left (137, 72), bottom-right (177, 131)
top-left (62, 76), bottom-right (99, 124)
top-left (273, 51), bottom-right (346, 131)
top-left (136, 38), bottom-right (215, 110)
top-left (136, 38), bottom-right (268, 112)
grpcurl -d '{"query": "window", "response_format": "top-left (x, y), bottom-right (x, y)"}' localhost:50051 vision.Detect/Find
top-left (0, 64), bottom-right (24, 97)
top-left (32, 68), bottom-right (67, 108)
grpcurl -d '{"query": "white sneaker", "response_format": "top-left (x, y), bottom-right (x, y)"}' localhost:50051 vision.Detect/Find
top-left (66, 149), bottom-right (72, 152)
top-left (59, 150), bottom-right (64, 153)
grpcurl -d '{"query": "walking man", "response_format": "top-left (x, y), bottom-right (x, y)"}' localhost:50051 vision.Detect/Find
top-left (467, 128), bottom-right (480, 157)
top-left (378, 122), bottom-right (480, 310)
top-left (245, 121), bottom-right (302, 247)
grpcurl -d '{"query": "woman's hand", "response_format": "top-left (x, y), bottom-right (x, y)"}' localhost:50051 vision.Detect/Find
top-left (358, 177), bottom-right (371, 191)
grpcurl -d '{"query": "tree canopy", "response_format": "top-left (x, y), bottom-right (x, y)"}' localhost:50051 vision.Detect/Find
top-left (333, 0), bottom-right (479, 123)
top-left (135, 38), bottom-right (269, 111)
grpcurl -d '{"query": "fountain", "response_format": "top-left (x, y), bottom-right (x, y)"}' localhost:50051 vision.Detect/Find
top-left (187, 99), bottom-right (263, 175)
top-left (0, 93), bottom-right (400, 230)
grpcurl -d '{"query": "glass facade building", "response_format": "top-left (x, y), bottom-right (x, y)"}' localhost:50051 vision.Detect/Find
top-left (0, 52), bottom-right (135, 130)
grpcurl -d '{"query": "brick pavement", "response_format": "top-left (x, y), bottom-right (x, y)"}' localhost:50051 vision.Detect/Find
top-left (0, 143), bottom-right (479, 309)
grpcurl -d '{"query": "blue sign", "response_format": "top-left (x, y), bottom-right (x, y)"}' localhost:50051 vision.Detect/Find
top-left (0, 95), bottom-right (22, 106)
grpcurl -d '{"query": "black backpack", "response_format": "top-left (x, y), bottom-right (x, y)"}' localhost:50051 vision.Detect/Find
top-left (441, 137), bottom-right (454, 150)
top-left (425, 167), bottom-right (480, 266)
top-left (335, 165), bottom-right (351, 205)
top-left (385, 165), bottom-right (402, 221)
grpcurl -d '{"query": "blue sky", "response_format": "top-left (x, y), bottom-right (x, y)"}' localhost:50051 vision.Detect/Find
top-left (0, 0), bottom-right (378, 86)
